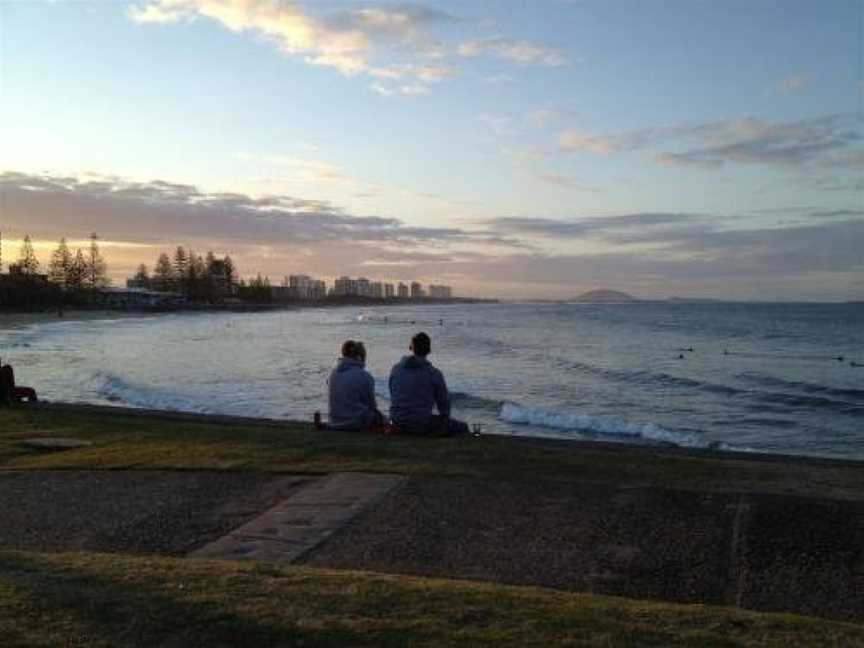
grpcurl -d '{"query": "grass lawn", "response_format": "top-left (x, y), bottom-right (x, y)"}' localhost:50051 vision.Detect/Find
top-left (1, 405), bottom-right (863, 646)
top-left (1, 405), bottom-right (863, 500)
top-left (1, 551), bottom-right (862, 647)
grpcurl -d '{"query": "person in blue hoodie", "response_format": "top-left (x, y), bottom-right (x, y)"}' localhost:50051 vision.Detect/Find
top-left (389, 332), bottom-right (469, 436)
top-left (326, 340), bottom-right (383, 431)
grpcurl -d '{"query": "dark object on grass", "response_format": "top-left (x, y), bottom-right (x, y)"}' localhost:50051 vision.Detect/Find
top-left (0, 358), bottom-right (38, 405)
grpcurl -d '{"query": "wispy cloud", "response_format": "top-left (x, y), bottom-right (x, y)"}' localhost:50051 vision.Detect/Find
top-left (557, 114), bottom-right (863, 170)
top-left (773, 72), bottom-right (812, 95)
top-left (458, 36), bottom-right (567, 66)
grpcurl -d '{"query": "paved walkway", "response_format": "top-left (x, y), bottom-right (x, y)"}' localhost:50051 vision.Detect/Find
top-left (188, 472), bottom-right (406, 562)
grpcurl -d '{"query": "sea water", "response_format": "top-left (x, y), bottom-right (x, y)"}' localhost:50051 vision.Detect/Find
top-left (2, 302), bottom-right (862, 460)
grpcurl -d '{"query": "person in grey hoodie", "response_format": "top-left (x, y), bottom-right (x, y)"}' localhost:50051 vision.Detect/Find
top-left (389, 332), bottom-right (469, 435)
top-left (327, 340), bottom-right (382, 431)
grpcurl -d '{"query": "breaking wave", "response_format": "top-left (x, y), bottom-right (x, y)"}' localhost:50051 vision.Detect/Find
top-left (499, 401), bottom-right (723, 449)
top-left (93, 371), bottom-right (217, 415)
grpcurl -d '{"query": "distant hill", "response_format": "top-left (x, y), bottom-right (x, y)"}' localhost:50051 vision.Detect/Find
top-left (572, 289), bottom-right (638, 303)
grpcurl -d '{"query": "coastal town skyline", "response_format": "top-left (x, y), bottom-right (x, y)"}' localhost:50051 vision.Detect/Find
top-left (1, 1), bottom-right (862, 301)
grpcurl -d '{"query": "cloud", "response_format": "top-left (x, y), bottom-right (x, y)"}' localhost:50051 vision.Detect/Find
top-left (0, 171), bottom-right (515, 250)
top-left (458, 36), bottom-right (567, 66)
top-left (484, 213), bottom-right (701, 239)
top-left (129, 0), bottom-right (455, 86)
top-left (557, 114), bottom-right (863, 170)
top-left (773, 72), bottom-right (812, 95)
top-left (536, 173), bottom-right (599, 191)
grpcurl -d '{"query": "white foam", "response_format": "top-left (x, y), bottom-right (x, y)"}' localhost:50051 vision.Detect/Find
top-left (499, 401), bottom-right (711, 448)
top-left (94, 371), bottom-right (216, 415)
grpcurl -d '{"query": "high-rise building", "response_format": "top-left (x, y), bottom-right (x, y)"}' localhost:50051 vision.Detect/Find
top-left (334, 276), bottom-right (358, 296)
top-left (384, 283), bottom-right (395, 298)
top-left (428, 284), bottom-right (453, 299)
top-left (357, 277), bottom-right (371, 297)
top-left (410, 281), bottom-right (425, 298)
top-left (397, 282), bottom-right (409, 298)
top-left (370, 282), bottom-right (383, 298)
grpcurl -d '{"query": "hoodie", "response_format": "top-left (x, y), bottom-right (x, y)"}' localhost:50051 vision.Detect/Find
top-left (388, 355), bottom-right (450, 431)
top-left (328, 357), bottom-right (377, 430)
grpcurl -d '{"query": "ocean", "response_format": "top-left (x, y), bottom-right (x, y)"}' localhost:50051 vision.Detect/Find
top-left (2, 302), bottom-right (862, 460)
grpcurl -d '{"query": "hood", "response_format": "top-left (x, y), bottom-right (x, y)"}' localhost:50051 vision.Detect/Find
top-left (337, 357), bottom-right (365, 373)
top-left (398, 355), bottom-right (429, 370)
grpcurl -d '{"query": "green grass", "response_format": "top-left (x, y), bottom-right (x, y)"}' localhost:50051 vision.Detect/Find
top-left (1, 551), bottom-right (861, 647)
top-left (2, 406), bottom-right (864, 500)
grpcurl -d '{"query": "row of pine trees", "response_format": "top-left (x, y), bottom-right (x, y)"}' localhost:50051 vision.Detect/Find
top-left (130, 247), bottom-right (238, 301)
top-left (0, 232), bottom-right (110, 292)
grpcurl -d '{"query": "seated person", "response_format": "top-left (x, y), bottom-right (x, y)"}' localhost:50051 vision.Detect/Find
top-left (388, 332), bottom-right (469, 436)
top-left (324, 340), bottom-right (383, 431)
top-left (0, 357), bottom-right (38, 405)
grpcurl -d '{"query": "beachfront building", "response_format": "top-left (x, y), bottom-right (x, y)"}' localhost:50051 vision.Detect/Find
top-left (397, 282), bottom-right (409, 298)
top-left (357, 277), bottom-right (372, 297)
top-left (428, 284), bottom-right (453, 299)
top-left (333, 276), bottom-right (358, 296)
top-left (288, 274), bottom-right (326, 300)
top-left (384, 283), bottom-right (395, 298)
top-left (410, 282), bottom-right (425, 298)
top-left (370, 282), bottom-right (383, 298)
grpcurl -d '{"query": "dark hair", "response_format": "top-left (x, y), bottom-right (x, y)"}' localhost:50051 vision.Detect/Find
top-left (411, 332), bottom-right (431, 357)
top-left (341, 340), bottom-right (366, 361)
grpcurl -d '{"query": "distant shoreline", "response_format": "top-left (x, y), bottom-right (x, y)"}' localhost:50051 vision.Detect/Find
top-left (0, 297), bottom-right (496, 330)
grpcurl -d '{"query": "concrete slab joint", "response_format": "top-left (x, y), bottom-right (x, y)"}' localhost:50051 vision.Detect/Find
top-left (189, 472), bottom-right (406, 563)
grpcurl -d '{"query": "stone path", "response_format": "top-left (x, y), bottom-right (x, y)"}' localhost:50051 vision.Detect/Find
top-left (188, 472), bottom-right (406, 562)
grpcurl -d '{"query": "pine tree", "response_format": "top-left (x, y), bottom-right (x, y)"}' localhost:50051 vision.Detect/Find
top-left (48, 238), bottom-right (73, 288)
top-left (66, 249), bottom-right (87, 292)
top-left (86, 233), bottom-right (109, 289)
top-left (223, 256), bottom-right (236, 295)
top-left (0, 230), bottom-right (4, 274)
top-left (18, 235), bottom-right (40, 275)
top-left (131, 263), bottom-right (150, 288)
top-left (172, 247), bottom-right (189, 293)
top-left (154, 253), bottom-right (174, 292)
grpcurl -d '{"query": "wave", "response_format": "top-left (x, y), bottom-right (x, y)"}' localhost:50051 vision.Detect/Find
top-left (450, 391), bottom-right (503, 411)
top-left (736, 371), bottom-right (864, 402)
top-left (499, 401), bottom-right (723, 449)
top-left (93, 371), bottom-right (216, 415)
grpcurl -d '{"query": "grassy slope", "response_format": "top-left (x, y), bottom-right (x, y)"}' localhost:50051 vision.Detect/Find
top-left (2, 405), bottom-right (863, 645)
top-left (1, 552), bottom-right (862, 647)
top-left (2, 406), bottom-right (864, 500)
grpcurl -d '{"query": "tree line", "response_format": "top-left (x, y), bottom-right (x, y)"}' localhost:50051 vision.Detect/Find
top-left (129, 247), bottom-right (272, 303)
top-left (0, 232), bottom-right (109, 309)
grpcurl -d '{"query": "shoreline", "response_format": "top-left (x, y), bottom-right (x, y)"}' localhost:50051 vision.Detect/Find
top-left (27, 400), bottom-right (864, 468)
top-left (0, 299), bottom-right (489, 331)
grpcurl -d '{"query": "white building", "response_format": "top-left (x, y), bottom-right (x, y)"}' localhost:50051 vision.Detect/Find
top-left (428, 284), bottom-right (453, 299)
top-left (288, 274), bottom-right (328, 299)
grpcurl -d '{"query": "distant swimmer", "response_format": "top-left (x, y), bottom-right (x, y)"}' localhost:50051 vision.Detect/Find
top-left (723, 349), bottom-right (729, 355)
top-left (836, 356), bottom-right (845, 362)
top-left (439, 319), bottom-right (444, 326)
top-left (678, 353), bottom-right (685, 359)
top-left (384, 316), bottom-right (389, 324)
top-left (851, 361), bottom-right (862, 368)
top-left (687, 347), bottom-right (694, 352)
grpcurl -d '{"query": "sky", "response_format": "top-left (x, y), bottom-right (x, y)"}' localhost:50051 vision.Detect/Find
top-left (0, 0), bottom-right (862, 300)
